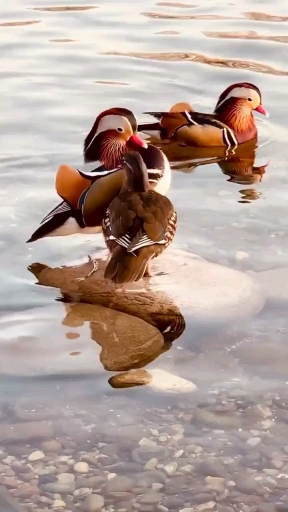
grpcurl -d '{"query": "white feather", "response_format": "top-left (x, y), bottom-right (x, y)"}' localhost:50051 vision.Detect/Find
top-left (45, 218), bottom-right (102, 237)
top-left (152, 154), bottom-right (171, 196)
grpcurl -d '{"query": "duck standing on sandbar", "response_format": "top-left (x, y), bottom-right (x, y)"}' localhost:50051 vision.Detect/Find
top-left (102, 152), bottom-right (177, 284)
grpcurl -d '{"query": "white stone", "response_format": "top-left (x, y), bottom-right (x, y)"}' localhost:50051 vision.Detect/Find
top-left (107, 472), bottom-right (116, 480)
top-left (197, 502), bottom-right (216, 511)
top-left (73, 462), bottom-right (89, 474)
top-left (164, 462), bottom-right (178, 475)
top-left (174, 450), bottom-right (184, 458)
top-left (150, 429), bottom-right (159, 436)
top-left (144, 458), bottom-right (158, 470)
top-left (139, 438), bottom-right (157, 447)
top-left (148, 369), bottom-right (197, 394)
top-left (152, 482), bottom-right (163, 490)
top-left (0, 249), bottom-right (265, 378)
top-left (57, 473), bottom-right (75, 484)
top-left (248, 266), bottom-right (288, 305)
top-left (53, 500), bottom-right (66, 509)
top-left (73, 487), bottom-right (92, 497)
top-left (28, 450), bottom-right (45, 462)
top-left (247, 437), bottom-right (261, 446)
top-left (181, 464), bottom-right (193, 473)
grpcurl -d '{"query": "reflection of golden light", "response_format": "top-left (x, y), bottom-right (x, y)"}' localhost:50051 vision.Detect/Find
top-left (50, 38), bottom-right (75, 42)
top-left (142, 12), bottom-right (236, 20)
top-left (156, 30), bottom-right (180, 35)
top-left (204, 31), bottom-right (288, 44)
top-left (243, 11), bottom-right (288, 22)
top-left (94, 80), bottom-right (129, 86)
top-left (156, 2), bottom-right (197, 6)
top-left (0, 20), bottom-right (41, 27)
top-left (32, 5), bottom-right (97, 11)
top-left (104, 51), bottom-right (288, 76)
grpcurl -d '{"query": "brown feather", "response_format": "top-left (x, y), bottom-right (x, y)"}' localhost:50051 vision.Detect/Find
top-left (104, 246), bottom-right (150, 284)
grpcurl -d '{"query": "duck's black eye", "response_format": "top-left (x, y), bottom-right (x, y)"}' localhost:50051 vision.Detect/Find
top-left (247, 97), bottom-right (253, 102)
top-left (117, 127), bottom-right (124, 132)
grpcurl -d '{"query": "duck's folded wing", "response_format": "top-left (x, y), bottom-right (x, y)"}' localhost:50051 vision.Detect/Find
top-left (26, 201), bottom-right (75, 242)
top-left (142, 110), bottom-right (238, 146)
top-left (77, 164), bottom-right (122, 180)
top-left (105, 193), bottom-right (176, 252)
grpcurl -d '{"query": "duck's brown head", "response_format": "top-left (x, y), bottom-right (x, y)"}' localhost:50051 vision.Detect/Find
top-left (214, 83), bottom-right (268, 138)
top-left (84, 107), bottom-right (147, 168)
top-left (122, 152), bottom-right (150, 193)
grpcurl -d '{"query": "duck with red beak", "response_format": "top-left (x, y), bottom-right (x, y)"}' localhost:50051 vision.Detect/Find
top-left (138, 82), bottom-right (268, 148)
top-left (27, 107), bottom-right (171, 243)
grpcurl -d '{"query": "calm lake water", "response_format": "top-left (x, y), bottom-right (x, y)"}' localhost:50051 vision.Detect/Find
top-left (1, 0), bottom-right (288, 510)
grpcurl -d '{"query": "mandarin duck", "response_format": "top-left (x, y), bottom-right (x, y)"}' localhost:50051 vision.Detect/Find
top-left (102, 152), bottom-right (177, 284)
top-left (27, 108), bottom-right (171, 243)
top-left (138, 82), bottom-right (268, 148)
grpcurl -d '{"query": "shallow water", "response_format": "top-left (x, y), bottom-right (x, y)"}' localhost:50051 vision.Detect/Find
top-left (1, 0), bottom-right (288, 510)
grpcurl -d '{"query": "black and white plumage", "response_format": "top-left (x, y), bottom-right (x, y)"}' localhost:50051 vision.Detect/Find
top-left (102, 152), bottom-right (177, 284)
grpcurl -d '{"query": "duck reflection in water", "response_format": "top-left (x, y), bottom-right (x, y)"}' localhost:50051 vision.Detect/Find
top-left (156, 140), bottom-right (268, 204)
top-left (29, 260), bottom-right (186, 389)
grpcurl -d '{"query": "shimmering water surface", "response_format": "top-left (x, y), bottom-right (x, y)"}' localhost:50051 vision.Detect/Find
top-left (1, 0), bottom-right (288, 510)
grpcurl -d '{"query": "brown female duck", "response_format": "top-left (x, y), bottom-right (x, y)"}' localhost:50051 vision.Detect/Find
top-left (27, 108), bottom-right (171, 243)
top-left (102, 152), bottom-right (177, 284)
top-left (138, 82), bottom-right (268, 148)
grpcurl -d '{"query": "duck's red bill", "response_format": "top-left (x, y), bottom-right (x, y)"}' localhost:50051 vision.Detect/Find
top-left (255, 104), bottom-right (269, 117)
top-left (128, 134), bottom-right (148, 148)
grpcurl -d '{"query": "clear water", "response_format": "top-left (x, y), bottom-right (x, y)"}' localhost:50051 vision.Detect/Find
top-left (1, 0), bottom-right (288, 510)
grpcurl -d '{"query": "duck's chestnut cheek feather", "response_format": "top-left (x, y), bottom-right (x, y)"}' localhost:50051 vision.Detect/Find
top-left (128, 134), bottom-right (148, 148)
top-left (255, 104), bottom-right (269, 117)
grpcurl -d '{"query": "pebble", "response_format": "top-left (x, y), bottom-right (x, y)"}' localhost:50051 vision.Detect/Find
top-left (136, 471), bottom-right (167, 487)
top-left (139, 438), bottom-right (157, 447)
top-left (144, 458), bottom-right (158, 470)
top-left (174, 450), bottom-right (184, 458)
top-left (271, 457), bottom-right (284, 469)
top-left (152, 483), bottom-right (163, 490)
top-left (74, 462), bottom-right (90, 474)
top-left (28, 450), bottom-right (45, 461)
top-left (106, 475), bottom-right (134, 493)
top-left (164, 462), bottom-right (178, 475)
top-left (247, 437), bottom-right (261, 446)
top-left (82, 494), bottom-right (105, 511)
top-left (181, 464), bottom-right (193, 473)
top-left (195, 460), bottom-right (227, 478)
top-left (74, 487), bottom-right (92, 497)
top-left (41, 440), bottom-right (62, 454)
top-left (132, 446), bottom-right (167, 463)
top-left (53, 499), bottom-right (66, 509)
top-left (40, 481), bottom-right (75, 494)
top-left (138, 492), bottom-right (163, 503)
top-left (205, 476), bottom-right (225, 492)
top-left (57, 473), bottom-right (75, 484)
top-left (11, 462), bottom-right (31, 474)
top-left (197, 501), bottom-right (216, 511)
top-left (76, 476), bottom-right (104, 489)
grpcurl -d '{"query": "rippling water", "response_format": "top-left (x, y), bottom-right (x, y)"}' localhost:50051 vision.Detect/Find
top-left (1, 0), bottom-right (288, 509)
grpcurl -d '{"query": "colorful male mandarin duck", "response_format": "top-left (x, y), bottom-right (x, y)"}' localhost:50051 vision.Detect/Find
top-left (102, 152), bottom-right (177, 284)
top-left (27, 108), bottom-right (171, 243)
top-left (138, 82), bottom-right (268, 148)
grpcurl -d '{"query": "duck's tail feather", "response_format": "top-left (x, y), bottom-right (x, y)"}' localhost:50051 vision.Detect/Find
top-left (26, 210), bottom-right (73, 243)
top-left (104, 246), bottom-right (150, 284)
